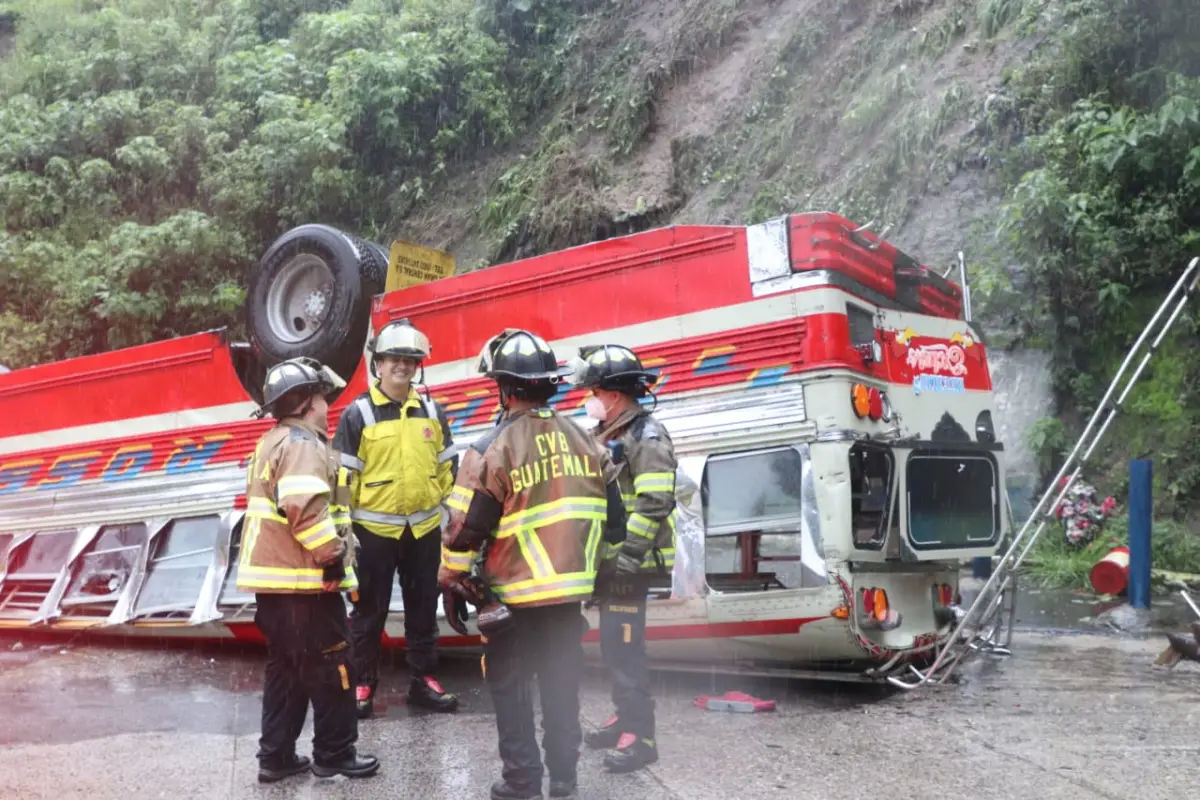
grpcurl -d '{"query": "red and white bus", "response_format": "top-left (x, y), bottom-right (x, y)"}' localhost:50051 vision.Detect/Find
top-left (0, 212), bottom-right (1007, 681)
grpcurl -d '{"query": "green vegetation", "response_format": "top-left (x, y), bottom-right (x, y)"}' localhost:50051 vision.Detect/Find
top-left (477, 0), bottom-right (741, 262)
top-left (0, 0), bottom-right (587, 367)
top-left (2, 0), bottom-right (1200, 587)
top-left (972, 0), bottom-right (1200, 583)
top-left (1025, 513), bottom-right (1200, 592)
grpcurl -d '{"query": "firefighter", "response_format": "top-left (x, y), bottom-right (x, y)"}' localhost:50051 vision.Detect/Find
top-left (571, 344), bottom-right (677, 773)
top-left (239, 357), bottom-right (380, 783)
top-left (332, 319), bottom-right (460, 718)
top-left (438, 329), bottom-right (627, 800)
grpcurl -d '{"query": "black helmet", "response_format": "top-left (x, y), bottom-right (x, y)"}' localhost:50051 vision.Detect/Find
top-left (567, 344), bottom-right (656, 394)
top-left (476, 329), bottom-right (573, 383)
top-left (254, 357), bottom-right (346, 419)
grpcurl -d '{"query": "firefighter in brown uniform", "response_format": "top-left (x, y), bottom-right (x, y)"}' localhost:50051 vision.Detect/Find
top-left (571, 344), bottom-right (677, 773)
top-left (438, 329), bottom-right (627, 800)
top-left (332, 319), bottom-right (460, 717)
top-left (238, 357), bottom-right (380, 783)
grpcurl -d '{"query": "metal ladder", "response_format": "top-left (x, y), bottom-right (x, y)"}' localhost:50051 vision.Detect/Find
top-left (889, 257), bottom-right (1200, 691)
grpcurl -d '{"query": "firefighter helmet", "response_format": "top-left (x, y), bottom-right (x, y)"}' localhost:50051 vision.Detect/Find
top-left (477, 329), bottom-right (573, 382)
top-left (371, 319), bottom-right (431, 360)
top-left (568, 344), bottom-right (656, 393)
top-left (254, 357), bottom-right (346, 419)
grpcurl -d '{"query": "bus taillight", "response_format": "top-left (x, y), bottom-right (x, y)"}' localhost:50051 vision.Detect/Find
top-left (859, 586), bottom-right (902, 630)
top-left (861, 587), bottom-right (891, 621)
top-left (850, 383), bottom-right (886, 421)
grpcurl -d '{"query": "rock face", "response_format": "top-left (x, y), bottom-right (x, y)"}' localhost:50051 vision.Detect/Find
top-left (989, 348), bottom-right (1055, 515)
top-left (403, 0), bottom-right (1056, 485)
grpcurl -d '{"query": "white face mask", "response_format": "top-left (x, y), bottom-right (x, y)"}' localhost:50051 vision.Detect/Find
top-left (585, 395), bottom-right (610, 421)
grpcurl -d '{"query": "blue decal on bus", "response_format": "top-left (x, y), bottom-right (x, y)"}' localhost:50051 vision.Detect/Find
top-left (101, 447), bottom-right (155, 482)
top-left (39, 452), bottom-right (102, 489)
top-left (0, 460), bottom-right (42, 496)
top-left (164, 438), bottom-right (230, 475)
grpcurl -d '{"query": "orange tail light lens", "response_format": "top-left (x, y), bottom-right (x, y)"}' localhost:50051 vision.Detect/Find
top-left (872, 588), bottom-right (889, 622)
top-left (851, 384), bottom-right (870, 417)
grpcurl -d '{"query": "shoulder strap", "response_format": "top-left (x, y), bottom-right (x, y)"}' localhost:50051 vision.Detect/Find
top-left (354, 396), bottom-right (377, 427)
top-left (630, 411), bottom-right (659, 441)
top-left (471, 415), bottom-right (516, 454)
top-left (421, 395), bottom-right (438, 421)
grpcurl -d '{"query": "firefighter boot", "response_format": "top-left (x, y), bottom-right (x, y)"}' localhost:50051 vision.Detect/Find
top-left (1166, 632), bottom-right (1200, 663)
top-left (490, 779), bottom-right (544, 800)
top-left (408, 675), bottom-right (460, 712)
top-left (549, 779), bottom-right (578, 798)
top-left (583, 715), bottom-right (623, 749)
top-left (355, 686), bottom-right (374, 719)
top-left (258, 754), bottom-right (311, 784)
top-left (311, 753), bottom-right (381, 779)
top-left (603, 734), bottom-right (658, 773)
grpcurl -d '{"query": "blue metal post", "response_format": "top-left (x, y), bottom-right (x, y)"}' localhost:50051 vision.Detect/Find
top-left (1127, 459), bottom-right (1153, 609)
top-left (972, 556), bottom-right (993, 579)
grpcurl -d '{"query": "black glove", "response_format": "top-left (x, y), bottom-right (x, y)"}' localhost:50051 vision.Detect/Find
top-left (442, 590), bottom-right (470, 636)
top-left (322, 561), bottom-right (346, 583)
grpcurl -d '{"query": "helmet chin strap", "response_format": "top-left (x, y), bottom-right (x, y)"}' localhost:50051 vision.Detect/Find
top-left (417, 364), bottom-right (430, 402)
top-left (295, 395), bottom-right (315, 419)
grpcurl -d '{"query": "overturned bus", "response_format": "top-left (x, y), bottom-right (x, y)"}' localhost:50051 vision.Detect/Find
top-left (0, 212), bottom-right (1008, 682)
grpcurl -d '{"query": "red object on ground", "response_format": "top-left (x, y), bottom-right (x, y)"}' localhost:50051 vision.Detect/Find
top-left (692, 691), bottom-right (777, 713)
top-left (1091, 545), bottom-right (1130, 596)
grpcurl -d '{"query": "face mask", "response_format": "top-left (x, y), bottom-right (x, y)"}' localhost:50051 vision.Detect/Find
top-left (585, 395), bottom-right (610, 421)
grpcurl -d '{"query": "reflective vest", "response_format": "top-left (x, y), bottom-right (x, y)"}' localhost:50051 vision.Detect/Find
top-left (441, 408), bottom-right (618, 607)
top-left (332, 383), bottom-right (457, 540)
top-left (237, 419), bottom-right (358, 594)
top-left (595, 407), bottom-right (679, 573)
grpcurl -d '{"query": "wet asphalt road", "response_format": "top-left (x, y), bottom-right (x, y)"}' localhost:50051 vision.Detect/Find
top-left (0, 631), bottom-right (1196, 799)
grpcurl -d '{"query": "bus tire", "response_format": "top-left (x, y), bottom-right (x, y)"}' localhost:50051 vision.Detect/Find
top-left (246, 224), bottom-right (377, 383)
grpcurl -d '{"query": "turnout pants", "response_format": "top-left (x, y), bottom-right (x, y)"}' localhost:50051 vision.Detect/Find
top-left (599, 574), bottom-right (655, 738)
top-left (254, 592), bottom-right (358, 767)
top-left (485, 602), bottom-right (587, 790)
top-left (349, 522), bottom-right (441, 690)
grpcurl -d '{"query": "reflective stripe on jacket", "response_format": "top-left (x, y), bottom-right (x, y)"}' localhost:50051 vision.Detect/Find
top-left (332, 382), bottom-right (457, 540)
top-left (237, 419), bottom-right (358, 594)
top-left (441, 407), bottom-right (619, 607)
top-left (595, 406), bottom-right (679, 573)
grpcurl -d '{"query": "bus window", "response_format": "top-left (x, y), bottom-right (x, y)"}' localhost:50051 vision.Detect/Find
top-left (850, 443), bottom-right (893, 550)
top-left (703, 447), bottom-right (803, 534)
top-left (906, 452), bottom-right (999, 549)
top-left (701, 447), bottom-right (812, 591)
top-left (134, 515), bottom-right (222, 618)
top-left (61, 522), bottom-right (149, 617)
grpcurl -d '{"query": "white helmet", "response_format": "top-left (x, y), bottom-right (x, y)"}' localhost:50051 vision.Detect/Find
top-left (371, 319), bottom-right (431, 360)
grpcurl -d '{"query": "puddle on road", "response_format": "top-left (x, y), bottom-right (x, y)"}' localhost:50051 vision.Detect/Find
top-left (0, 640), bottom-right (493, 748)
top-left (960, 575), bottom-right (1195, 635)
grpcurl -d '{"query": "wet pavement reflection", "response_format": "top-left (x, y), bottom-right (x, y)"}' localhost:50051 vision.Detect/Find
top-left (1, 592), bottom-right (1198, 798)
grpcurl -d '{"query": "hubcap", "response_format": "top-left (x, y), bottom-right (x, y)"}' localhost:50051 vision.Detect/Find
top-left (265, 254), bottom-right (335, 345)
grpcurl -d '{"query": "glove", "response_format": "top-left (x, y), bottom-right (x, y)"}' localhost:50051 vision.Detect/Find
top-left (438, 564), bottom-right (469, 591)
top-left (440, 569), bottom-right (485, 605)
top-left (442, 591), bottom-right (470, 636)
top-left (615, 548), bottom-right (642, 576)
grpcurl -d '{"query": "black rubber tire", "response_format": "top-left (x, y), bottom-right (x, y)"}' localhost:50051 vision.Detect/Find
top-left (246, 224), bottom-right (375, 383)
top-left (361, 239), bottom-right (391, 294)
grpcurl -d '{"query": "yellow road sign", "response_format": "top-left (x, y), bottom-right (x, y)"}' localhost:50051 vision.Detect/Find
top-left (385, 240), bottom-right (456, 292)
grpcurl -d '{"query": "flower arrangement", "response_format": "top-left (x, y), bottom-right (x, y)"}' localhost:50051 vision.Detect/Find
top-left (1054, 476), bottom-right (1118, 547)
